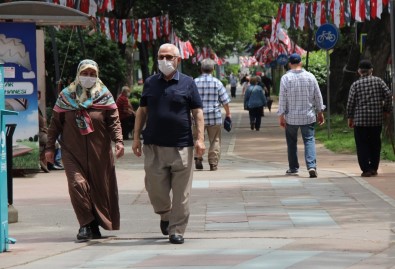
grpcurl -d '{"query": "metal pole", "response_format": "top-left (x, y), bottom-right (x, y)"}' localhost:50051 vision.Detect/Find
top-left (326, 50), bottom-right (331, 138)
top-left (390, 0), bottom-right (395, 136)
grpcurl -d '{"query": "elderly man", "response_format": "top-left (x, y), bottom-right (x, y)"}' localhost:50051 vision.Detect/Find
top-left (194, 58), bottom-right (231, 171)
top-left (346, 59), bottom-right (392, 177)
top-left (132, 43), bottom-right (205, 244)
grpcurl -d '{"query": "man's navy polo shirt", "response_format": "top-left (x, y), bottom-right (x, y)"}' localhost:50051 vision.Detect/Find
top-left (140, 71), bottom-right (203, 147)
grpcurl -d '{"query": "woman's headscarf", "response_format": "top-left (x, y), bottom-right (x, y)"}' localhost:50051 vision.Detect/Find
top-left (53, 59), bottom-right (117, 135)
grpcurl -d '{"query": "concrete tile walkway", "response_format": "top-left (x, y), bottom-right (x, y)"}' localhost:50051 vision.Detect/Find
top-left (2, 90), bottom-right (395, 268)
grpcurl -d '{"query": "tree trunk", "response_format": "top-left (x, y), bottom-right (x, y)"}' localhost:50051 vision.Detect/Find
top-left (138, 42), bottom-right (150, 82)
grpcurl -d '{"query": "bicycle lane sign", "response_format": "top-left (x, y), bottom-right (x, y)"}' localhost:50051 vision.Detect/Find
top-left (315, 23), bottom-right (339, 50)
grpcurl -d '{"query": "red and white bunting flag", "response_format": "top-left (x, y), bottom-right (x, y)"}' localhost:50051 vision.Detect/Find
top-left (109, 18), bottom-right (115, 41)
top-left (270, 18), bottom-right (277, 42)
top-left (321, 0), bottom-right (327, 24)
top-left (163, 15), bottom-right (170, 36)
top-left (104, 17), bottom-right (111, 40)
top-left (88, 0), bottom-right (97, 16)
top-left (137, 19), bottom-right (142, 42)
top-left (315, 1), bottom-right (321, 27)
top-left (334, 0), bottom-right (341, 27)
top-left (371, 0), bottom-right (377, 18)
top-left (134, 20), bottom-right (139, 42)
top-left (350, 0), bottom-right (356, 19)
top-left (66, 0), bottom-right (74, 8)
top-left (121, 20), bottom-right (127, 44)
top-left (359, 0), bottom-right (366, 21)
top-left (298, 3), bottom-right (305, 29)
top-left (294, 3), bottom-right (300, 29)
top-left (151, 17), bottom-right (157, 40)
top-left (377, 0), bottom-right (383, 18)
top-left (285, 3), bottom-right (291, 28)
top-left (355, 0), bottom-right (362, 21)
top-left (126, 19), bottom-right (132, 35)
top-left (186, 41), bottom-right (195, 56)
top-left (156, 17), bottom-right (162, 39)
top-left (80, 0), bottom-right (89, 14)
top-left (340, 0), bottom-right (345, 27)
top-left (107, 0), bottom-right (114, 12)
top-left (141, 19), bottom-right (147, 42)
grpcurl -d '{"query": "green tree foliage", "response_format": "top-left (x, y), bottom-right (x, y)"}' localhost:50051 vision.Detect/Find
top-left (44, 27), bottom-right (127, 103)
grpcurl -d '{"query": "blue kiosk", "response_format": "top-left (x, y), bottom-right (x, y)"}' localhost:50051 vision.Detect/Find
top-left (0, 64), bottom-right (18, 252)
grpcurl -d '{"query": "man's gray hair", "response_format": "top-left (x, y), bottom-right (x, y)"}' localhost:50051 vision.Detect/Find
top-left (201, 58), bottom-right (215, 73)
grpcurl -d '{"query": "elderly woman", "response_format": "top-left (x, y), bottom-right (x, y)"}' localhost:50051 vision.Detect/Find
top-left (244, 76), bottom-right (267, 131)
top-left (45, 59), bottom-right (124, 241)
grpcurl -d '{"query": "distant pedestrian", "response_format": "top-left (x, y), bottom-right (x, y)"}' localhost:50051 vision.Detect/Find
top-left (277, 53), bottom-right (325, 178)
top-left (229, 73), bottom-right (238, 98)
top-left (346, 59), bottom-right (392, 177)
top-left (244, 76), bottom-right (266, 131)
top-left (194, 58), bottom-right (231, 171)
top-left (132, 43), bottom-right (205, 244)
top-left (116, 85), bottom-right (135, 140)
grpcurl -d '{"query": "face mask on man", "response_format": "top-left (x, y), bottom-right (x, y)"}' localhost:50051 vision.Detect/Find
top-left (79, 76), bottom-right (97, 88)
top-left (158, 60), bottom-right (176, 76)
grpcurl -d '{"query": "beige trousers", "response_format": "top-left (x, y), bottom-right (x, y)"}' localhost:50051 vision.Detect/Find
top-left (194, 125), bottom-right (222, 165)
top-left (143, 145), bottom-right (194, 236)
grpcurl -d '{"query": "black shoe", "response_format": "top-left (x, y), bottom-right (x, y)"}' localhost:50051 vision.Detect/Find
top-left (194, 157), bottom-right (203, 170)
top-left (250, 124), bottom-right (254, 130)
top-left (169, 234), bottom-right (184, 244)
top-left (90, 220), bottom-right (102, 239)
top-left (160, 220), bottom-right (169, 235)
top-left (77, 226), bottom-right (92, 240)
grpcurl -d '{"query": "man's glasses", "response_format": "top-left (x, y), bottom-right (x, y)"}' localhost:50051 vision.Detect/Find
top-left (158, 55), bottom-right (179, 61)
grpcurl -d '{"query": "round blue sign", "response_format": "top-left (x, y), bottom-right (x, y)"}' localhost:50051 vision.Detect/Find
top-left (315, 23), bottom-right (339, 50)
top-left (277, 54), bottom-right (289, 66)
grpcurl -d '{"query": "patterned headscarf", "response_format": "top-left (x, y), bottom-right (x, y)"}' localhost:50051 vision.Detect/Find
top-left (53, 59), bottom-right (117, 135)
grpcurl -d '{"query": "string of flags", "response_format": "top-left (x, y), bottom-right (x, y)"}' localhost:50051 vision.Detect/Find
top-left (49, 0), bottom-right (225, 64)
top-left (275, 0), bottom-right (390, 30)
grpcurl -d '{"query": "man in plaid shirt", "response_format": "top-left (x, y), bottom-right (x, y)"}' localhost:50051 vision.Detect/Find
top-left (194, 58), bottom-right (231, 171)
top-left (346, 59), bottom-right (393, 177)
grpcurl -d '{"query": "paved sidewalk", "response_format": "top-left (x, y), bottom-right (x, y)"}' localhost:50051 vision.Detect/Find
top-left (1, 94), bottom-right (395, 268)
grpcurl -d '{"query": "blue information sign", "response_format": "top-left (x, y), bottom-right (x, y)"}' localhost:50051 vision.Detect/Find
top-left (315, 23), bottom-right (339, 50)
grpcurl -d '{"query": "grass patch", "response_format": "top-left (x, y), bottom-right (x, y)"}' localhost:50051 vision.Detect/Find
top-left (316, 114), bottom-right (395, 161)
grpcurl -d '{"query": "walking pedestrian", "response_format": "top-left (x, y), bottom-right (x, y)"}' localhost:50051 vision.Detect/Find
top-left (244, 76), bottom-right (266, 131)
top-left (116, 85), bottom-right (135, 140)
top-left (194, 58), bottom-right (231, 171)
top-left (45, 59), bottom-right (124, 241)
top-left (132, 43), bottom-right (205, 244)
top-left (277, 53), bottom-right (325, 178)
top-left (229, 73), bottom-right (238, 98)
top-left (346, 59), bottom-right (393, 177)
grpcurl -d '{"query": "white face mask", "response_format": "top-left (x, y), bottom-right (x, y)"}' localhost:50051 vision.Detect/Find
top-left (158, 60), bottom-right (176, 76)
top-left (79, 76), bottom-right (97, 88)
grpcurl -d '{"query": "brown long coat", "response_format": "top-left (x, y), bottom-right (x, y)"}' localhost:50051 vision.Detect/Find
top-left (47, 108), bottom-right (123, 230)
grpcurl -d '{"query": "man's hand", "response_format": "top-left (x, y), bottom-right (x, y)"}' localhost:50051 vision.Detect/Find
top-left (132, 139), bottom-right (142, 157)
top-left (317, 112), bottom-right (325, 126)
top-left (279, 115), bottom-right (286, 128)
top-left (347, 118), bottom-right (354, 128)
top-left (194, 139), bottom-right (205, 157)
